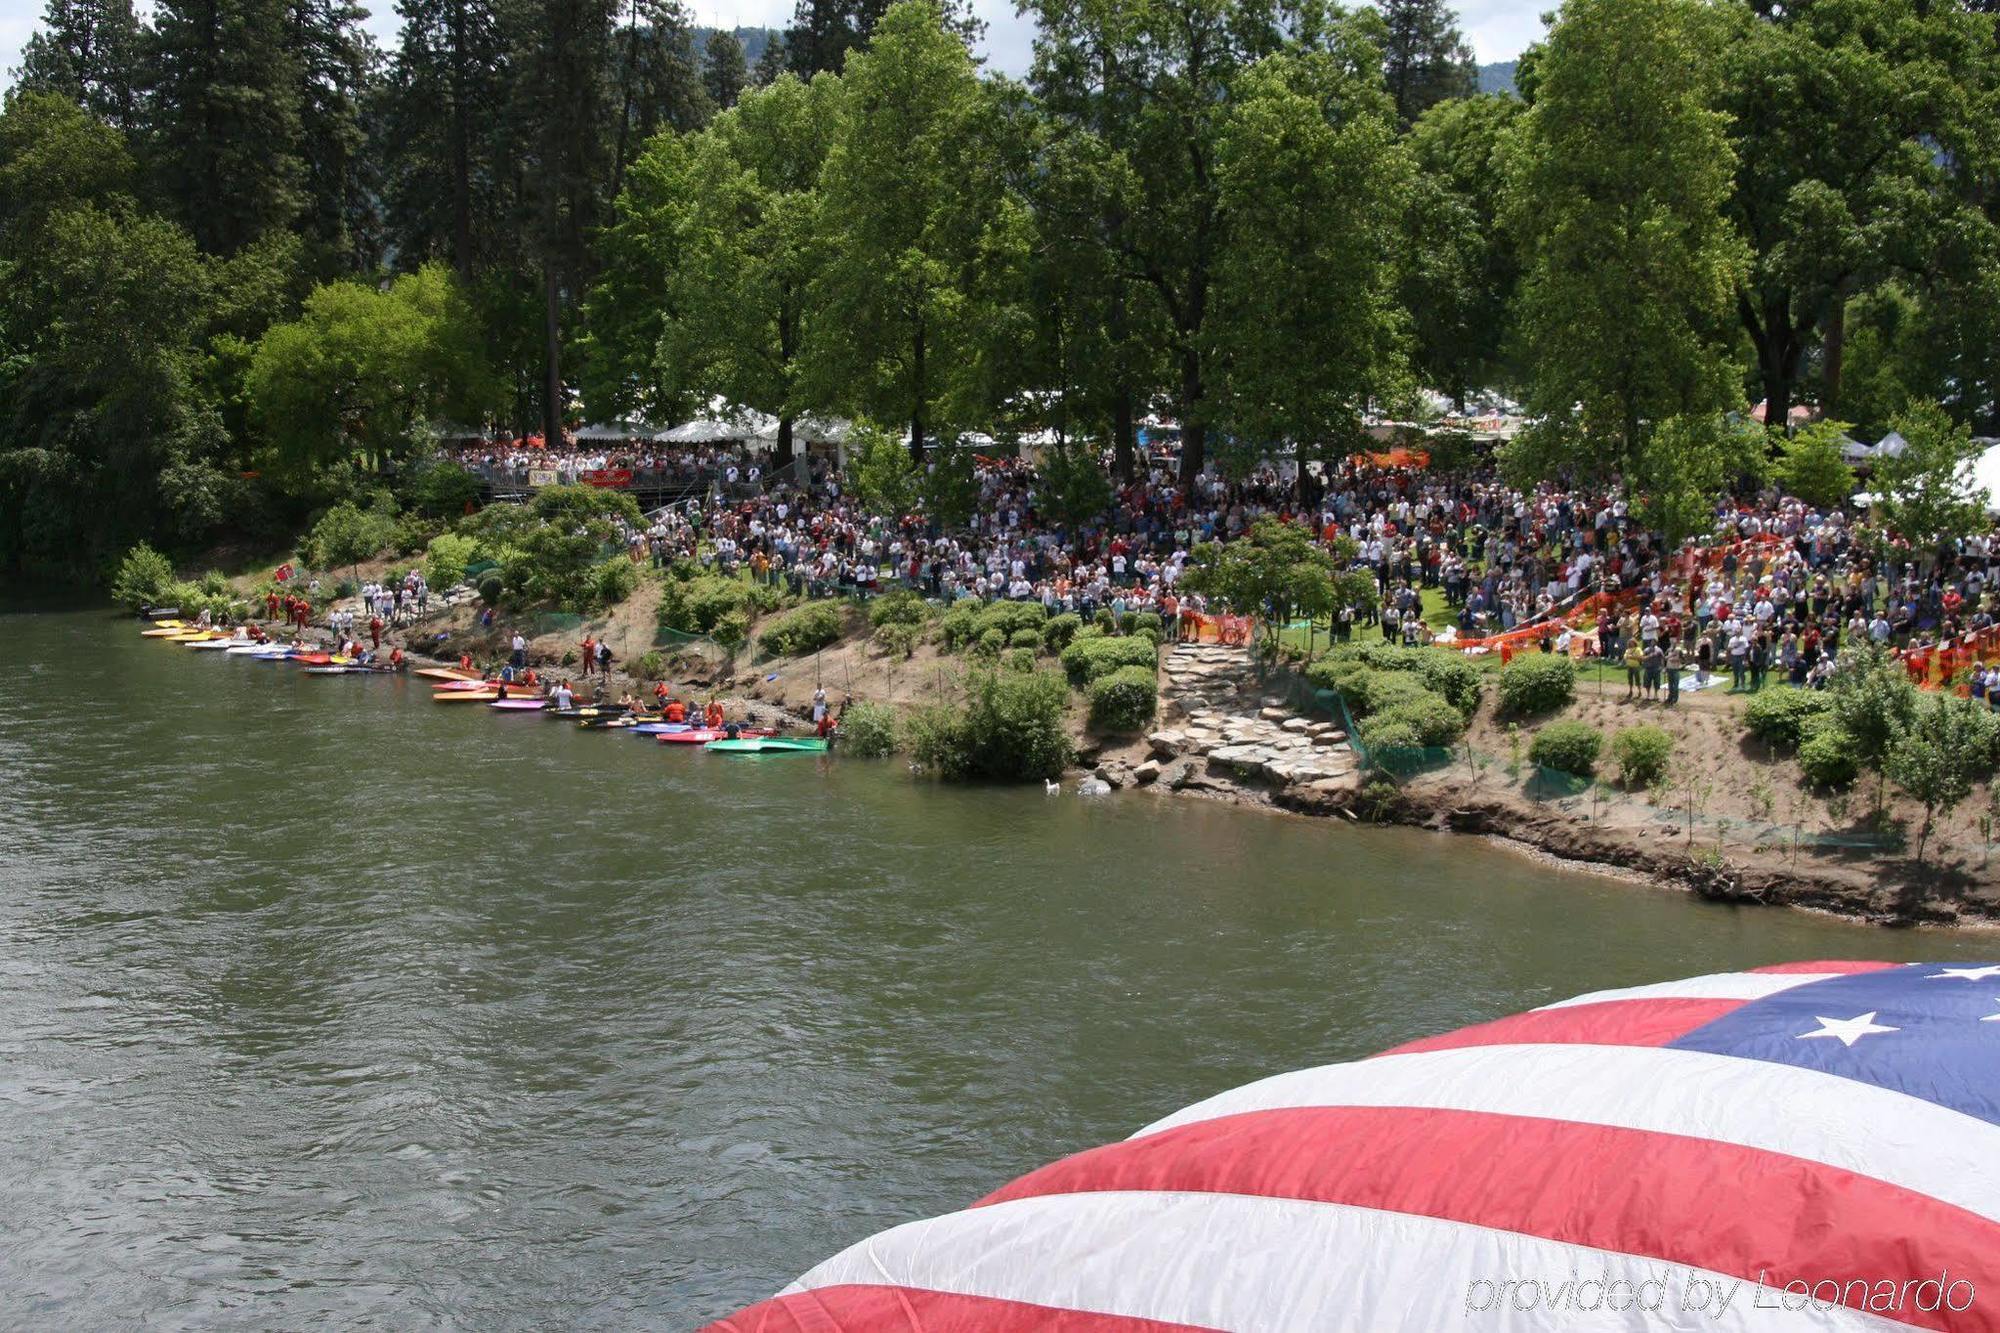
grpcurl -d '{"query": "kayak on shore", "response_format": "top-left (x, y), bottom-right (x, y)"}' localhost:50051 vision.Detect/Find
top-left (657, 727), bottom-right (777, 745)
top-left (704, 737), bottom-right (829, 754)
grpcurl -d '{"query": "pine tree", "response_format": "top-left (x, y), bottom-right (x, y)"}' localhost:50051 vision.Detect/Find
top-left (783, 0), bottom-right (981, 77)
top-left (142, 0), bottom-right (308, 255)
top-left (752, 30), bottom-right (786, 83)
top-left (703, 28), bottom-right (746, 108)
top-left (15, 0), bottom-right (144, 128)
top-left (376, 0), bottom-right (510, 276)
top-left (1379, 0), bottom-right (1477, 127)
top-left (287, 0), bottom-right (376, 273)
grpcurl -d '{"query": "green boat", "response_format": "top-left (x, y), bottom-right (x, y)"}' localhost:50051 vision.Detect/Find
top-left (703, 737), bottom-right (829, 754)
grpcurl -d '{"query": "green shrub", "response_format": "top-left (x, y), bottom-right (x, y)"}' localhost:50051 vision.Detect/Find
top-left (939, 601), bottom-right (984, 649)
top-left (974, 600), bottom-right (1048, 639)
top-left (425, 533), bottom-right (480, 589)
top-left (1370, 692), bottom-right (1466, 748)
top-left (659, 574), bottom-right (764, 634)
top-left (111, 542), bottom-right (177, 610)
top-left (1088, 664), bottom-right (1159, 732)
top-left (391, 512), bottom-right (442, 556)
top-left (1308, 643), bottom-right (1483, 717)
top-left (874, 622), bottom-right (919, 659)
top-left (1000, 647), bottom-right (1037, 673)
top-left (711, 609), bottom-right (749, 648)
top-left (1611, 724), bottom-right (1675, 787)
top-left (838, 700), bottom-right (900, 757)
top-left (1798, 721), bottom-right (1860, 790)
top-left (1059, 633), bottom-right (1158, 685)
top-left (633, 650), bottom-right (666, 681)
top-left (1094, 607), bottom-right (1116, 630)
top-left (477, 573), bottom-right (504, 606)
top-left (1363, 719), bottom-right (1423, 749)
top-left (1528, 720), bottom-right (1603, 775)
top-left (1009, 628), bottom-right (1043, 651)
top-left (1743, 686), bottom-right (1831, 748)
top-left (975, 627), bottom-right (1007, 657)
top-left (1498, 654), bottom-right (1577, 718)
top-left (589, 558), bottom-right (639, 609)
top-left (869, 589), bottom-right (929, 627)
top-left (1132, 611), bottom-right (1164, 637)
top-left (907, 669), bottom-right (1074, 781)
top-left (1043, 612), bottom-right (1083, 651)
top-left (758, 601), bottom-right (845, 656)
top-left (198, 569), bottom-right (229, 596)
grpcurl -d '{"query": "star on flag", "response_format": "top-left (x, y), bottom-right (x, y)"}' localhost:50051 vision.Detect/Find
top-left (1798, 1011), bottom-right (1899, 1047)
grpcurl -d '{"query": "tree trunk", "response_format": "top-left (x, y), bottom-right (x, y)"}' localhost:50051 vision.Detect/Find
top-left (776, 414), bottom-right (795, 469)
top-left (542, 263), bottom-right (563, 447)
top-left (909, 322), bottom-right (927, 461)
top-left (1822, 285), bottom-right (1848, 418)
top-left (1176, 344), bottom-right (1205, 486)
top-left (448, 0), bottom-right (472, 277)
top-left (1112, 388), bottom-right (1135, 482)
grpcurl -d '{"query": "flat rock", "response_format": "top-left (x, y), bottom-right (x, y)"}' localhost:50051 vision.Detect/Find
top-left (1281, 718), bottom-right (1311, 733)
top-left (1209, 744), bottom-right (1267, 767)
top-left (1133, 759), bottom-right (1161, 785)
top-left (1147, 730), bottom-right (1186, 759)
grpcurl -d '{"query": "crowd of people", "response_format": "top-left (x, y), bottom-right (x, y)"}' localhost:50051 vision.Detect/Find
top-left (596, 439), bottom-right (2000, 710)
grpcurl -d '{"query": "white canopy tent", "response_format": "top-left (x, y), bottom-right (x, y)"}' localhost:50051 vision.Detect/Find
top-left (1872, 430), bottom-right (1909, 459)
top-left (654, 398), bottom-right (775, 445)
top-left (750, 416), bottom-right (854, 449)
top-left (1970, 439), bottom-right (2000, 513)
top-left (572, 420), bottom-right (657, 441)
top-left (1839, 434), bottom-right (1875, 463)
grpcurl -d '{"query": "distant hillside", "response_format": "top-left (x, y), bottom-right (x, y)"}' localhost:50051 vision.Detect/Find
top-left (692, 24), bottom-right (782, 69)
top-left (1477, 61), bottom-right (1517, 94)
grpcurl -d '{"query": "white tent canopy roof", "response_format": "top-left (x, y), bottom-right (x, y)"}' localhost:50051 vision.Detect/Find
top-left (751, 415), bottom-right (853, 447)
top-left (573, 420), bottom-right (657, 440)
top-left (654, 397), bottom-right (775, 444)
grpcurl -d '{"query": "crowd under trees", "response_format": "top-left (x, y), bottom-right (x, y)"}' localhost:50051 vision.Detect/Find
top-left (3, 0), bottom-right (2000, 581)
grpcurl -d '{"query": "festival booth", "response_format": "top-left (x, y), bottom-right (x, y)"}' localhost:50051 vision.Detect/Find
top-left (750, 415), bottom-right (854, 468)
top-left (654, 398), bottom-right (775, 447)
top-left (572, 420), bottom-right (657, 442)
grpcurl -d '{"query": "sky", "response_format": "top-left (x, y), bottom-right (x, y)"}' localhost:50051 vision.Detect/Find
top-left (0, 0), bottom-right (1545, 97)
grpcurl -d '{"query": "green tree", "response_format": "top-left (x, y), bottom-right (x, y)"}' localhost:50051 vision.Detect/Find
top-left (703, 27), bottom-right (746, 107)
top-left (375, 0), bottom-right (512, 277)
top-left (1502, 0), bottom-right (1744, 488)
top-left (1401, 93), bottom-right (1522, 409)
top-left (16, 0), bottom-right (143, 127)
top-left (246, 264), bottom-right (501, 479)
top-left (1887, 692), bottom-right (2000, 864)
top-left (1181, 516), bottom-right (1360, 665)
top-left (753, 31), bottom-right (786, 83)
top-left (143, 0), bottom-right (308, 255)
top-left (619, 71), bottom-right (839, 463)
top-left (1828, 641), bottom-right (1920, 811)
top-left (782, 0), bottom-right (982, 77)
top-left (305, 497), bottom-right (398, 579)
top-left (1034, 437), bottom-right (1112, 530)
top-left (1717, 0), bottom-right (2000, 434)
top-left (1872, 401), bottom-right (1989, 552)
top-left (1632, 413), bottom-right (1764, 549)
top-left (1770, 418), bottom-right (1856, 511)
top-left (1210, 45), bottom-right (1410, 473)
top-left (809, 1), bottom-right (1025, 460)
top-left (287, 0), bottom-right (378, 274)
top-left (1378, 0), bottom-right (1477, 126)
top-left (579, 129), bottom-right (695, 425)
top-left (846, 420), bottom-right (919, 516)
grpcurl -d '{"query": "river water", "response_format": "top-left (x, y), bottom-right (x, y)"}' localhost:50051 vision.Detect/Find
top-left (1, 610), bottom-right (1990, 1327)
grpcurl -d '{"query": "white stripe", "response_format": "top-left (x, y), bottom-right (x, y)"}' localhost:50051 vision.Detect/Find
top-left (781, 1191), bottom-right (1907, 1331)
top-left (1134, 1044), bottom-right (2000, 1224)
top-left (1535, 972), bottom-right (1841, 1010)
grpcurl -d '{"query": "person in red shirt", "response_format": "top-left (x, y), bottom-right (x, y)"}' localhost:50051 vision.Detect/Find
top-left (459, 652), bottom-right (474, 672)
top-left (266, 590), bottom-right (280, 621)
top-left (663, 697), bottom-right (687, 723)
top-left (369, 614), bottom-right (383, 649)
top-left (654, 681), bottom-right (670, 710)
top-left (704, 699), bottom-right (724, 728)
top-left (388, 646), bottom-right (404, 669)
top-left (580, 635), bottom-right (596, 677)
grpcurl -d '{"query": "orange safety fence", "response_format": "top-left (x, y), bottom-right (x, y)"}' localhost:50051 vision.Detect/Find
top-left (1900, 623), bottom-right (2000, 694)
top-left (1177, 610), bottom-right (1255, 646)
top-left (1444, 587), bottom-right (1649, 656)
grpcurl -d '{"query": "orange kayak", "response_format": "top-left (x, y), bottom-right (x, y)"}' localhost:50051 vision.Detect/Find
top-left (433, 690), bottom-right (503, 702)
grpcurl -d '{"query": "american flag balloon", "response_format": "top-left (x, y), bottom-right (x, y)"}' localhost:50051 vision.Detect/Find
top-left (707, 961), bottom-right (2000, 1331)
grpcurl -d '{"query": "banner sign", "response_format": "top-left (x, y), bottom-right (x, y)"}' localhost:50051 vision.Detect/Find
top-left (581, 468), bottom-right (633, 488)
top-left (527, 468), bottom-right (558, 487)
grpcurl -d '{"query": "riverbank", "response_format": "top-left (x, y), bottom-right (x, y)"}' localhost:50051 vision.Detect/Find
top-left (1088, 640), bottom-right (2000, 930)
top-left (196, 561), bottom-right (2000, 929)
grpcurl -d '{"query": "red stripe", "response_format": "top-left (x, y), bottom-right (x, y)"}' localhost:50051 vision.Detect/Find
top-left (1751, 960), bottom-right (1901, 974)
top-left (1376, 997), bottom-right (1741, 1056)
top-left (977, 1106), bottom-right (2000, 1333)
top-left (703, 1285), bottom-right (1217, 1332)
